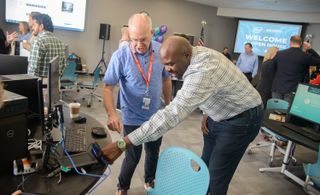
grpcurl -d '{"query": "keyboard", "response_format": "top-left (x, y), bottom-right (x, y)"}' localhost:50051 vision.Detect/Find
top-left (64, 128), bottom-right (87, 153)
top-left (282, 123), bottom-right (320, 142)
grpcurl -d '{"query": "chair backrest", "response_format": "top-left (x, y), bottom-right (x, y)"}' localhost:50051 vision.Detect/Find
top-left (304, 144), bottom-right (320, 189)
top-left (148, 147), bottom-right (209, 195)
top-left (60, 60), bottom-right (77, 82)
top-left (266, 98), bottom-right (289, 110)
top-left (92, 66), bottom-right (101, 87)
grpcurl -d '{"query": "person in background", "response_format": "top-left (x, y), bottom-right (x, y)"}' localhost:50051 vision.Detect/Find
top-left (103, 13), bottom-right (171, 195)
top-left (256, 47), bottom-right (279, 107)
top-left (222, 46), bottom-right (232, 61)
top-left (28, 14), bottom-right (66, 77)
top-left (17, 21), bottom-right (30, 42)
top-left (303, 40), bottom-right (320, 80)
top-left (0, 27), bottom-right (18, 54)
top-left (22, 11), bottom-right (41, 51)
top-left (236, 43), bottom-right (259, 82)
top-left (119, 25), bottom-right (129, 48)
top-left (270, 35), bottom-right (320, 103)
top-left (101, 36), bottom-right (263, 195)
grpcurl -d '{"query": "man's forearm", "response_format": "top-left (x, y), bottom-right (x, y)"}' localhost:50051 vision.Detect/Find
top-left (103, 85), bottom-right (117, 116)
top-left (162, 77), bottom-right (172, 105)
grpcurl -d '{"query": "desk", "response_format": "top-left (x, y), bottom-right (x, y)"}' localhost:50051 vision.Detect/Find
top-left (260, 109), bottom-right (319, 186)
top-left (0, 110), bottom-right (112, 195)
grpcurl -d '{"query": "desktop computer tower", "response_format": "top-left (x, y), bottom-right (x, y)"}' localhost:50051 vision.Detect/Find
top-left (0, 90), bottom-right (28, 173)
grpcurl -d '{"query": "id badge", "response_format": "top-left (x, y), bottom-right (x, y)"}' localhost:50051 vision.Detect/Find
top-left (142, 97), bottom-right (151, 110)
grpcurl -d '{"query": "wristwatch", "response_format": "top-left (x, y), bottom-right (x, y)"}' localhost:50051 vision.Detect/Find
top-left (117, 138), bottom-right (126, 151)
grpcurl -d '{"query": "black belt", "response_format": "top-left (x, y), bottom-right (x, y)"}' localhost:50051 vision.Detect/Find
top-left (226, 105), bottom-right (260, 121)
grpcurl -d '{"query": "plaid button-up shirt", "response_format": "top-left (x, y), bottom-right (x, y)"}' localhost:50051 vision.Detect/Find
top-left (128, 46), bottom-right (262, 146)
top-left (28, 31), bottom-right (66, 77)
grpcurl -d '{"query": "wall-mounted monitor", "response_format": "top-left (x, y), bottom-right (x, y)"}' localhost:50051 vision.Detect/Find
top-left (5, 0), bottom-right (87, 32)
top-left (234, 20), bottom-right (303, 56)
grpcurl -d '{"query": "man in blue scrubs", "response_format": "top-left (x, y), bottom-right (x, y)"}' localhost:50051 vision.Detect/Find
top-left (103, 13), bottom-right (172, 195)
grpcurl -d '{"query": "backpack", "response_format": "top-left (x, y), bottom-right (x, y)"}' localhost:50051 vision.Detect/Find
top-left (68, 53), bottom-right (82, 71)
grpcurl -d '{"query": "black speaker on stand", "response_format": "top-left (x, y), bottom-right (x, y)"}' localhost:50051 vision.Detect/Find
top-left (95, 23), bottom-right (111, 72)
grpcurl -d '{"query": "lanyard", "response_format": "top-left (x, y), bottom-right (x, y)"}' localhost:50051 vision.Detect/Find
top-left (130, 48), bottom-right (154, 88)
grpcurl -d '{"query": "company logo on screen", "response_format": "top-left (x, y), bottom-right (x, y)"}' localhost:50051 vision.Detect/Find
top-left (253, 27), bottom-right (263, 34)
top-left (266, 29), bottom-right (282, 33)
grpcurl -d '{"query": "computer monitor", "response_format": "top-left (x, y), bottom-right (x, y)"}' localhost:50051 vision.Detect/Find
top-left (288, 83), bottom-right (320, 131)
top-left (47, 56), bottom-right (61, 110)
top-left (0, 54), bottom-right (28, 75)
top-left (2, 75), bottom-right (45, 136)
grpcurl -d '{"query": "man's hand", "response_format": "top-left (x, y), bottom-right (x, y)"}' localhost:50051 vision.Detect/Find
top-left (6, 31), bottom-right (18, 43)
top-left (22, 41), bottom-right (31, 50)
top-left (101, 142), bottom-right (123, 164)
top-left (12, 190), bottom-right (21, 195)
top-left (201, 114), bottom-right (209, 135)
top-left (107, 114), bottom-right (123, 133)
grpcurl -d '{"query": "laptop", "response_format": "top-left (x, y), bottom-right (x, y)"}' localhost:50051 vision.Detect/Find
top-left (282, 83), bottom-right (320, 141)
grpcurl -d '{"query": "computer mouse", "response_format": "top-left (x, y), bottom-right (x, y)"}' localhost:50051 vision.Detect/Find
top-left (73, 116), bottom-right (87, 124)
top-left (91, 127), bottom-right (107, 138)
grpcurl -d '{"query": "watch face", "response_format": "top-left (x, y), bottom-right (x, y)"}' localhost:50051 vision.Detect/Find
top-left (118, 139), bottom-right (126, 150)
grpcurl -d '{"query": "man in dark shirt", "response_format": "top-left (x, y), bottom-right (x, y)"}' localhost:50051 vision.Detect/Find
top-left (222, 46), bottom-right (232, 61)
top-left (269, 35), bottom-right (320, 103)
top-left (0, 28), bottom-right (18, 54)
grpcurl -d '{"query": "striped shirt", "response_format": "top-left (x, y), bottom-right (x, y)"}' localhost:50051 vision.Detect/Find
top-left (128, 46), bottom-right (262, 146)
top-left (28, 31), bottom-right (66, 77)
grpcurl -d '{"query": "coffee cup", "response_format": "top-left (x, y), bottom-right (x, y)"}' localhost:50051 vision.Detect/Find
top-left (69, 102), bottom-right (81, 118)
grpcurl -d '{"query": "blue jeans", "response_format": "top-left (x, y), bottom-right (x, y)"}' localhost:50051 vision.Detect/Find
top-left (201, 105), bottom-right (263, 195)
top-left (117, 125), bottom-right (162, 190)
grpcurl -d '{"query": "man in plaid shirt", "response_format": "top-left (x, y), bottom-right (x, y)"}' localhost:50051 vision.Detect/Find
top-left (28, 14), bottom-right (66, 78)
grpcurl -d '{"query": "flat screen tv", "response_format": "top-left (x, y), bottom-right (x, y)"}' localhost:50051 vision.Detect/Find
top-left (5, 0), bottom-right (87, 32)
top-left (234, 20), bottom-right (303, 56)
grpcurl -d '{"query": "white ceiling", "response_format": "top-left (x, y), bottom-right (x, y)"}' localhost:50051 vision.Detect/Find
top-left (186, 0), bottom-right (320, 13)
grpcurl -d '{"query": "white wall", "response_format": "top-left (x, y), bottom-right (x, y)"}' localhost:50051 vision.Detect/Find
top-left (1, 0), bottom-right (319, 71)
top-left (0, 0), bottom-right (237, 72)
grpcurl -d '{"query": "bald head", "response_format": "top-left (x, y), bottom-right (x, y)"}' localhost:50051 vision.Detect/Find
top-left (161, 36), bottom-right (192, 58)
top-left (160, 36), bottom-right (193, 79)
top-left (128, 13), bottom-right (152, 32)
top-left (128, 13), bottom-right (153, 54)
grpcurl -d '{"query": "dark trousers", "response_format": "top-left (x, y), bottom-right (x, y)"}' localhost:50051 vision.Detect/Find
top-left (201, 105), bottom-right (263, 195)
top-left (243, 72), bottom-right (253, 82)
top-left (257, 90), bottom-right (271, 108)
top-left (118, 125), bottom-right (162, 190)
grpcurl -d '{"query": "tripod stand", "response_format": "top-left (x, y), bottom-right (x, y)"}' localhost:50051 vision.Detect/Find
top-left (95, 38), bottom-right (108, 72)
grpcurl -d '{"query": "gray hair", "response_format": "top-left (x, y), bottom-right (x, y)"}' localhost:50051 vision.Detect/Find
top-left (128, 13), bottom-right (153, 30)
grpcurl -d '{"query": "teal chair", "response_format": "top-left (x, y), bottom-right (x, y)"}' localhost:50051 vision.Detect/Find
top-left (266, 98), bottom-right (289, 110)
top-left (76, 66), bottom-right (102, 107)
top-left (147, 147), bottom-right (209, 195)
top-left (61, 61), bottom-right (77, 82)
top-left (304, 144), bottom-right (320, 193)
top-left (60, 61), bottom-right (78, 99)
top-left (248, 98), bottom-right (294, 166)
